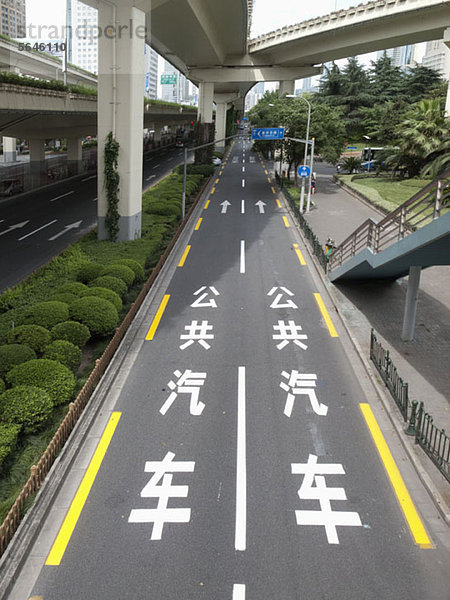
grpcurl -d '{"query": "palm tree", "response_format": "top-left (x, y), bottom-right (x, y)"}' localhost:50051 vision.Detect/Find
top-left (422, 138), bottom-right (450, 178)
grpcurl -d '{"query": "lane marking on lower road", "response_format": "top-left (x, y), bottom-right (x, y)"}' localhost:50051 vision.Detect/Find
top-left (146, 294), bottom-right (170, 340)
top-left (18, 219), bottom-right (57, 241)
top-left (282, 216), bottom-right (290, 228)
top-left (271, 186), bottom-right (276, 194)
top-left (240, 240), bottom-right (245, 274)
top-left (204, 199), bottom-right (210, 210)
top-left (235, 366), bottom-right (247, 551)
top-left (233, 584), bottom-right (246, 599)
top-left (264, 169), bottom-right (268, 175)
top-left (45, 412), bottom-right (121, 566)
top-left (359, 403), bottom-right (433, 549)
top-left (219, 170), bottom-right (223, 176)
top-left (276, 198), bottom-right (282, 208)
top-left (267, 177), bottom-right (271, 183)
top-left (195, 217), bottom-right (203, 231)
top-left (313, 293), bottom-right (338, 337)
top-left (81, 175), bottom-right (96, 182)
top-left (50, 191), bottom-right (74, 202)
top-left (293, 243), bottom-right (306, 265)
top-left (178, 245), bottom-right (191, 267)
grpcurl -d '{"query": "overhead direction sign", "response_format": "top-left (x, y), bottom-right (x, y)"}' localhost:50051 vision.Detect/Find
top-left (161, 74), bottom-right (177, 85)
top-left (297, 165), bottom-right (311, 178)
top-left (251, 127), bottom-right (285, 140)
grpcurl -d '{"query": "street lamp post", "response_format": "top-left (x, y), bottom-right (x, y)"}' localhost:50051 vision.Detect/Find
top-left (363, 134), bottom-right (371, 172)
top-left (287, 94), bottom-right (311, 212)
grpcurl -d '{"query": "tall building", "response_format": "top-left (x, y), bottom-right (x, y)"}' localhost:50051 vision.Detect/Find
top-left (68, 0), bottom-right (98, 74)
top-left (1, 0), bottom-right (25, 38)
top-left (160, 60), bottom-right (189, 104)
top-left (245, 81), bottom-right (264, 110)
top-left (376, 45), bottom-right (416, 69)
top-left (422, 40), bottom-right (450, 79)
top-left (144, 45), bottom-right (158, 99)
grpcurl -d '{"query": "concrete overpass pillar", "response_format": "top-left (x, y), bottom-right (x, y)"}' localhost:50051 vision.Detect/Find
top-left (97, 1), bottom-right (145, 241)
top-left (215, 102), bottom-right (228, 150)
top-left (29, 138), bottom-right (46, 187)
top-left (279, 80), bottom-right (295, 97)
top-left (198, 82), bottom-right (214, 123)
top-left (444, 28), bottom-right (450, 117)
top-left (2, 137), bottom-right (16, 162)
top-left (67, 138), bottom-right (83, 176)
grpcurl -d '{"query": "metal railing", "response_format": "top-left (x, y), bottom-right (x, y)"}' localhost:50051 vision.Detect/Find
top-left (370, 329), bottom-right (449, 483)
top-left (329, 170), bottom-right (450, 271)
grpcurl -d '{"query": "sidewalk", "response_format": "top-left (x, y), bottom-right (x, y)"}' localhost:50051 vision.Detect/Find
top-left (296, 167), bottom-right (450, 516)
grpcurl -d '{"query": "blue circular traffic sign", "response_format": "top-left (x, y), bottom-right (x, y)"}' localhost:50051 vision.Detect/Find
top-left (297, 165), bottom-right (311, 178)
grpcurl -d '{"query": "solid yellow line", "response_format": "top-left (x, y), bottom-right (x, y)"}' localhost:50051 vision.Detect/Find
top-left (210, 187), bottom-right (215, 194)
top-left (204, 199), bottom-right (210, 210)
top-left (313, 293), bottom-right (338, 337)
top-left (145, 294), bottom-right (170, 340)
top-left (267, 177), bottom-right (271, 183)
top-left (359, 404), bottom-right (433, 549)
top-left (178, 245), bottom-right (191, 267)
top-left (195, 217), bottom-right (203, 231)
top-left (45, 412), bottom-right (122, 566)
top-left (293, 243), bottom-right (306, 265)
top-left (271, 186), bottom-right (276, 194)
top-left (264, 169), bottom-right (268, 175)
top-left (215, 178), bottom-right (219, 184)
top-left (282, 216), bottom-right (290, 228)
top-left (219, 170), bottom-right (223, 176)
top-left (276, 198), bottom-right (282, 208)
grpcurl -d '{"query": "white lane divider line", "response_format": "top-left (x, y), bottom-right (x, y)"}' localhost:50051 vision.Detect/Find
top-left (235, 366), bottom-right (247, 551)
top-left (240, 240), bottom-right (245, 275)
top-left (50, 191), bottom-right (74, 202)
top-left (18, 219), bottom-right (57, 241)
top-left (147, 174), bottom-right (156, 181)
top-left (233, 584), bottom-right (246, 599)
top-left (242, 166), bottom-right (245, 172)
top-left (241, 200), bottom-right (245, 214)
top-left (242, 179), bottom-right (245, 188)
top-left (81, 175), bottom-right (96, 182)
top-left (152, 164), bottom-right (160, 169)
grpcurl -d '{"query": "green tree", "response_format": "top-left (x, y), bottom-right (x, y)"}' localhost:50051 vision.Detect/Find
top-left (369, 52), bottom-right (406, 103)
top-left (318, 62), bottom-right (345, 101)
top-left (403, 65), bottom-right (443, 104)
top-left (339, 57), bottom-right (373, 138)
top-left (361, 99), bottom-right (409, 145)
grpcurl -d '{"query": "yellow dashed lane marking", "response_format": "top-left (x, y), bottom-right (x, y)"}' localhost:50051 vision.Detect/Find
top-left (276, 199), bottom-right (282, 208)
top-left (195, 218), bottom-right (203, 230)
top-left (178, 245), bottom-right (191, 267)
top-left (293, 243), bottom-right (306, 265)
top-left (313, 293), bottom-right (338, 337)
top-left (146, 294), bottom-right (171, 340)
top-left (282, 216), bottom-right (290, 228)
top-left (204, 199), bottom-right (210, 210)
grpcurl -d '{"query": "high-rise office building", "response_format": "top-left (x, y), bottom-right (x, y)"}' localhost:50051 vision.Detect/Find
top-left (376, 45), bottom-right (416, 69)
top-left (1, 0), bottom-right (25, 38)
top-left (422, 40), bottom-right (450, 79)
top-left (145, 45), bottom-right (159, 99)
top-left (160, 60), bottom-right (189, 104)
top-left (68, 0), bottom-right (98, 74)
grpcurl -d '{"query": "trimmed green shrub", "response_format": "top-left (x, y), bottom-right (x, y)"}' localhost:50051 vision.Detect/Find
top-left (0, 423), bottom-right (21, 467)
top-left (0, 378), bottom-right (5, 393)
top-left (43, 340), bottom-right (82, 371)
top-left (6, 359), bottom-right (75, 406)
top-left (50, 320), bottom-right (91, 348)
top-left (50, 292), bottom-right (79, 305)
top-left (7, 325), bottom-right (51, 353)
top-left (69, 296), bottom-right (119, 337)
top-left (84, 287), bottom-right (122, 311)
top-left (57, 282), bottom-right (89, 296)
top-left (0, 344), bottom-right (36, 377)
top-left (102, 264), bottom-right (135, 287)
top-left (114, 259), bottom-right (145, 282)
top-left (21, 301), bottom-right (69, 329)
top-left (145, 200), bottom-right (182, 218)
top-left (89, 276), bottom-right (127, 298)
top-left (0, 386), bottom-right (53, 433)
top-left (77, 262), bottom-right (106, 284)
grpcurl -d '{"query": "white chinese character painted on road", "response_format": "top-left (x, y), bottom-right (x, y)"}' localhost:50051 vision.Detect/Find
top-left (291, 454), bottom-right (362, 544)
top-left (267, 286), bottom-right (298, 309)
top-left (160, 369), bottom-right (207, 416)
top-left (280, 371), bottom-right (328, 417)
top-left (191, 286), bottom-right (220, 308)
top-left (128, 451), bottom-right (195, 540)
top-left (180, 320), bottom-right (214, 350)
top-left (273, 320), bottom-right (308, 350)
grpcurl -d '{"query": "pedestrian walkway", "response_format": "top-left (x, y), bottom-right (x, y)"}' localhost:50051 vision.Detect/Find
top-left (297, 167), bottom-right (450, 514)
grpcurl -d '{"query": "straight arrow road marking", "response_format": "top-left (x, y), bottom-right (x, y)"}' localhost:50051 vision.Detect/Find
top-left (220, 201), bottom-right (231, 214)
top-left (235, 367), bottom-right (247, 551)
top-left (0, 220), bottom-right (30, 237)
top-left (255, 201), bottom-right (266, 214)
top-left (50, 191), bottom-right (74, 202)
top-left (48, 221), bottom-right (82, 241)
top-left (18, 219), bottom-right (57, 241)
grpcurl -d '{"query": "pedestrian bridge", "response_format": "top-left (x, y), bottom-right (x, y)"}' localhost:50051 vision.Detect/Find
top-left (328, 172), bottom-right (450, 281)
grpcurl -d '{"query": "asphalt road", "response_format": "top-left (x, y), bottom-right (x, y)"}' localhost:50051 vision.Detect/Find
top-left (0, 144), bottom-right (185, 291)
top-left (12, 139), bottom-right (450, 599)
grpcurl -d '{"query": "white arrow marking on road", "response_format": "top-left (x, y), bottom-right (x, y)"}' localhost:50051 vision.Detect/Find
top-left (0, 220), bottom-right (30, 237)
top-left (50, 190), bottom-right (74, 202)
top-left (220, 200), bottom-right (231, 214)
top-left (48, 220), bottom-right (82, 241)
top-left (18, 219), bottom-right (57, 241)
top-left (147, 174), bottom-right (156, 181)
top-left (255, 201), bottom-right (266, 214)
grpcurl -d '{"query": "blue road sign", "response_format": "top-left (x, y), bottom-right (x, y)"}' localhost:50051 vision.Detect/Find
top-left (297, 165), bottom-right (311, 178)
top-left (347, 146), bottom-right (357, 149)
top-left (251, 127), bottom-right (285, 140)
top-left (242, 117), bottom-right (248, 121)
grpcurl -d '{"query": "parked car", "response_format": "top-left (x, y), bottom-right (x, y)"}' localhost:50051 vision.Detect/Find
top-left (212, 157), bottom-right (222, 166)
top-left (0, 179), bottom-right (24, 197)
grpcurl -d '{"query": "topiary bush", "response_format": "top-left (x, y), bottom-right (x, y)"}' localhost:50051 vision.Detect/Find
top-left (89, 275), bottom-right (127, 298)
top-left (114, 259), bottom-right (145, 282)
top-left (76, 262), bottom-right (106, 284)
top-left (0, 385), bottom-right (53, 433)
top-left (21, 301), bottom-right (69, 329)
top-left (0, 378), bottom-right (5, 393)
top-left (57, 282), bottom-right (89, 297)
top-left (102, 264), bottom-right (135, 287)
top-left (50, 320), bottom-right (91, 348)
top-left (7, 325), bottom-right (52, 353)
top-left (6, 359), bottom-right (75, 406)
top-left (69, 296), bottom-right (119, 337)
top-left (43, 340), bottom-right (82, 371)
top-left (145, 200), bottom-right (182, 218)
top-left (0, 344), bottom-right (36, 377)
top-left (0, 423), bottom-right (21, 468)
top-left (84, 287), bottom-right (122, 311)
top-left (50, 292), bottom-right (79, 305)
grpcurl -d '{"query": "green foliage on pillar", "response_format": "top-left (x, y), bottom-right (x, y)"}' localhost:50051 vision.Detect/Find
top-left (104, 132), bottom-right (120, 242)
top-left (194, 122), bottom-right (214, 165)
